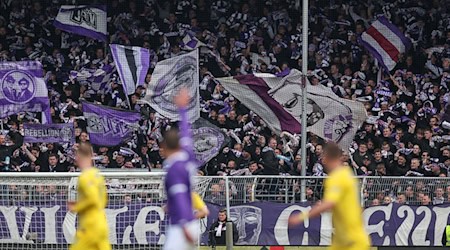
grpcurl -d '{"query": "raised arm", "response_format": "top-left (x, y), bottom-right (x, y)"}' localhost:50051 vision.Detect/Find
top-left (174, 89), bottom-right (194, 156)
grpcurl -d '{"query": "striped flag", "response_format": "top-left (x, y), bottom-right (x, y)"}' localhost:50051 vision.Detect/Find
top-left (359, 16), bottom-right (411, 71)
top-left (218, 69), bottom-right (367, 149)
top-left (110, 44), bottom-right (150, 96)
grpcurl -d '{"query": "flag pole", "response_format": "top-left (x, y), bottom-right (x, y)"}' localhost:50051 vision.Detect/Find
top-left (300, 0), bottom-right (309, 202)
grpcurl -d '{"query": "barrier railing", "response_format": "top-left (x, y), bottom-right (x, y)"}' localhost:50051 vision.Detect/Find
top-left (0, 173), bottom-right (449, 249)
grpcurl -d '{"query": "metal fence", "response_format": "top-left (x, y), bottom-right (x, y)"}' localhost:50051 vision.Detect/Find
top-left (198, 175), bottom-right (450, 208)
top-left (0, 173), bottom-right (449, 250)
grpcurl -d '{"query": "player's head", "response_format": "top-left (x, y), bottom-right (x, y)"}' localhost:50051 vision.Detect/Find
top-left (322, 142), bottom-right (343, 172)
top-left (75, 142), bottom-right (94, 170)
top-left (160, 126), bottom-right (180, 157)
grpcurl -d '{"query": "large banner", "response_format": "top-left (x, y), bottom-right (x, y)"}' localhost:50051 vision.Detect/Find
top-left (0, 202), bottom-right (449, 246)
top-left (82, 101), bottom-right (140, 146)
top-left (24, 123), bottom-right (75, 144)
top-left (218, 69), bottom-right (367, 149)
top-left (141, 50), bottom-right (200, 123)
top-left (0, 61), bottom-right (50, 118)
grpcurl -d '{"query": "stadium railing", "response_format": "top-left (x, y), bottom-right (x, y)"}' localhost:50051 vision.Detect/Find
top-left (0, 173), bottom-right (449, 249)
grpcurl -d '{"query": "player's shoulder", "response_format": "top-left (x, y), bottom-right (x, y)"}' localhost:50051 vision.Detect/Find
top-left (80, 167), bottom-right (99, 179)
top-left (328, 166), bottom-right (353, 181)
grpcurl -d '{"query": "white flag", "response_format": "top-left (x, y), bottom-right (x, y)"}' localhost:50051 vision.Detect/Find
top-left (218, 69), bottom-right (368, 149)
top-left (141, 50), bottom-right (200, 123)
top-left (54, 5), bottom-right (107, 41)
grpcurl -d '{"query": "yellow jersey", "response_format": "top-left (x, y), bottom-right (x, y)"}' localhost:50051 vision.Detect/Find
top-left (191, 192), bottom-right (206, 210)
top-left (324, 166), bottom-right (370, 250)
top-left (73, 168), bottom-right (108, 232)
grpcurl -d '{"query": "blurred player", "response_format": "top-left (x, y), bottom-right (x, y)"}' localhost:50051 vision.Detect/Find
top-left (192, 191), bottom-right (209, 219)
top-left (162, 88), bottom-right (200, 250)
top-left (68, 142), bottom-right (111, 250)
top-left (289, 143), bottom-right (370, 250)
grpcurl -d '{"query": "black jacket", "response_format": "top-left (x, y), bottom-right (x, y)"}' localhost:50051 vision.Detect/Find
top-left (261, 147), bottom-right (279, 175)
top-left (209, 221), bottom-right (238, 246)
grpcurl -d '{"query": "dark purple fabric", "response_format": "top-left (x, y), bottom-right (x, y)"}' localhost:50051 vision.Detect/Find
top-left (0, 201), bottom-right (449, 246)
top-left (234, 74), bottom-right (301, 133)
top-left (53, 20), bottom-right (107, 41)
top-left (82, 101), bottom-right (140, 146)
top-left (24, 123), bottom-right (74, 143)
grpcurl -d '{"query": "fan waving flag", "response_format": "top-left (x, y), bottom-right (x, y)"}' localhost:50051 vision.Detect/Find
top-left (359, 16), bottom-right (411, 71)
top-left (82, 101), bottom-right (140, 146)
top-left (140, 50), bottom-right (200, 123)
top-left (110, 44), bottom-right (150, 96)
top-left (218, 69), bottom-right (367, 149)
top-left (54, 5), bottom-right (107, 41)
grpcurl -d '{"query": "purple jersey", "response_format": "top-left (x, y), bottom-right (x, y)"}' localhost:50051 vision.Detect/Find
top-left (164, 108), bottom-right (198, 226)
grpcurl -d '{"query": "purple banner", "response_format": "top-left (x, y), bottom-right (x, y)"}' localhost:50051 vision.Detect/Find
top-left (82, 101), bottom-right (140, 146)
top-left (1, 201), bottom-right (449, 246)
top-left (24, 123), bottom-right (74, 144)
top-left (0, 61), bottom-right (50, 118)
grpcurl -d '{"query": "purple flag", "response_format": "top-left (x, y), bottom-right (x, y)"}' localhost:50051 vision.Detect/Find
top-left (110, 44), bottom-right (150, 95)
top-left (82, 101), bottom-right (140, 146)
top-left (24, 123), bottom-right (74, 143)
top-left (0, 61), bottom-right (50, 118)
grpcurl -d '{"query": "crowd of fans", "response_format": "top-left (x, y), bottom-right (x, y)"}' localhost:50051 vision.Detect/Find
top-left (0, 0), bottom-right (449, 192)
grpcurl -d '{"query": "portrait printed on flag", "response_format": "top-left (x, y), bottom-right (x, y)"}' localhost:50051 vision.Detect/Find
top-left (151, 56), bottom-right (197, 112)
top-left (267, 75), bottom-right (354, 143)
top-left (143, 49), bottom-right (200, 123)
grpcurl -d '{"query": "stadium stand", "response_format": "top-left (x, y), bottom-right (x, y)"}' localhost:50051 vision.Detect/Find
top-left (0, 0), bottom-right (448, 205)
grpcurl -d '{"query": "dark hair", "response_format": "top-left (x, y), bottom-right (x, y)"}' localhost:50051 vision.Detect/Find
top-left (48, 153), bottom-right (58, 160)
top-left (219, 208), bottom-right (227, 214)
top-left (161, 127), bottom-right (180, 150)
top-left (323, 143), bottom-right (342, 160)
top-left (77, 142), bottom-right (93, 157)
